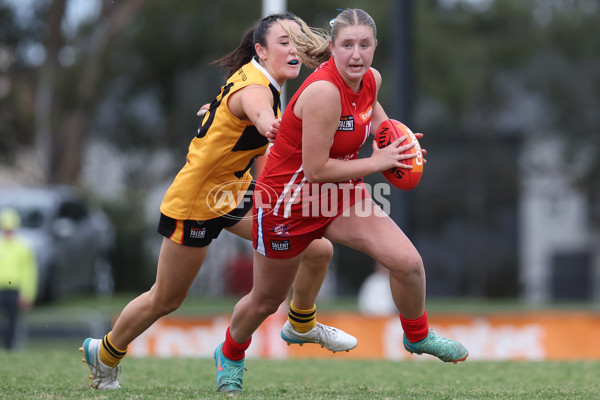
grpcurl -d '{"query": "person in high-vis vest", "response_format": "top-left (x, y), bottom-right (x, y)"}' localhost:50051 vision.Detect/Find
top-left (0, 207), bottom-right (38, 350)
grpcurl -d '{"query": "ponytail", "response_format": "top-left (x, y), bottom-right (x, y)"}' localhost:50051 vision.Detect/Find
top-left (213, 12), bottom-right (300, 78)
top-left (212, 28), bottom-right (256, 78)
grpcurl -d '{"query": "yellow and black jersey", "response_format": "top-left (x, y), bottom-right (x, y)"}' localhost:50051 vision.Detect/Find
top-left (161, 58), bottom-right (281, 220)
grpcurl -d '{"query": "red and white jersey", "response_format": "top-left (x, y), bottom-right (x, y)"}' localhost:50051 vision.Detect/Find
top-left (256, 58), bottom-right (376, 219)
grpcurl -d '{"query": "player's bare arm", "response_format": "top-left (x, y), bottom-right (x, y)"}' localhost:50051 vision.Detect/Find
top-left (300, 81), bottom-right (411, 183)
top-left (228, 84), bottom-right (277, 141)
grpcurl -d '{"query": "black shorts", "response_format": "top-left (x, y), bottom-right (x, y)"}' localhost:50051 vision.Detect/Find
top-left (157, 181), bottom-right (254, 247)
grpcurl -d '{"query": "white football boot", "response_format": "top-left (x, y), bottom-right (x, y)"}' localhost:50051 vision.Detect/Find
top-left (280, 321), bottom-right (357, 352)
top-left (79, 338), bottom-right (121, 389)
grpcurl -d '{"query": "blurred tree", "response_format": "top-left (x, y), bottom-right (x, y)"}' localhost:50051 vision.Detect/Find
top-left (20, 0), bottom-right (146, 183)
top-left (0, 2), bottom-right (38, 166)
top-left (415, 0), bottom-right (599, 198)
top-left (409, 0), bottom-right (599, 297)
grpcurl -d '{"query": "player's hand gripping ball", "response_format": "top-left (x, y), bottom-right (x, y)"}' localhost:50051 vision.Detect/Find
top-left (375, 119), bottom-right (424, 190)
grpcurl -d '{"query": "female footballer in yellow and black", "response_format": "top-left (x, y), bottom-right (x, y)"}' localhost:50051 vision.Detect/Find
top-left (79, 13), bottom-right (356, 390)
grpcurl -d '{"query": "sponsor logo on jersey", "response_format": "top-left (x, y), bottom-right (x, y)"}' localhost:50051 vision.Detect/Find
top-left (270, 239), bottom-right (290, 251)
top-left (359, 106), bottom-right (373, 122)
top-left (338, 115), bottom-right (355, 131)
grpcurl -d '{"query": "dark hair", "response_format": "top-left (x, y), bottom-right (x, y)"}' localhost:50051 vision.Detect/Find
top-left (213, 12), bottom-right (299, 78)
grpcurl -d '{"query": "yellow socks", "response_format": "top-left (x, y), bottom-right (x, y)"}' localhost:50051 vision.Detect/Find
top-left (288, 301), bottom-right (316, 333)
top-left (100, 332), bottom-right (127, 368)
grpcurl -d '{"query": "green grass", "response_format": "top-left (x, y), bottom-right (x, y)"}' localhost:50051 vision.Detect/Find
top-left (1, 347), bottom-right (599, 399)
top-left (12, 295), bottom-right (599, 399)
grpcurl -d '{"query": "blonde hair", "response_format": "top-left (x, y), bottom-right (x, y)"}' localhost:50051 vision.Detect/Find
top-left (331, 9), bottom-right (377, 44)
top-left (281, 9), bottom-right (377, 69)
top-left (280, 17), bottom-right (330, 69)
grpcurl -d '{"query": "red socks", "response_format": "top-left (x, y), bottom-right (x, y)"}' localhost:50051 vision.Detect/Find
top-left (222, 327), bottom-right (252, 361)
top-left (222, 313), bottom-right (426, 359)
top-left (400, 310), bottom-right (429, 343)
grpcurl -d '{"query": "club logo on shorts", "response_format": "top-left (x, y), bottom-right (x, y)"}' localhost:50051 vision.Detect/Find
top-left (272, 223), bottom-right (290, 236)
top-left (270, 239), bottom-right (290, 251)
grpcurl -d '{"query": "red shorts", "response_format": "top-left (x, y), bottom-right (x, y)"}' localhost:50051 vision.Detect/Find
top-left (252, 182), bottom-right (369, 259)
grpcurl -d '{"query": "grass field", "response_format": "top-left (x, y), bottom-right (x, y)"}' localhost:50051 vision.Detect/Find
top-left (1, 347), bottom-right (599, 400)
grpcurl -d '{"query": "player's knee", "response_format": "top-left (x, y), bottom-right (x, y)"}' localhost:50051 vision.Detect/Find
top-left (406, 254), bottom-right (424, 276)
top-left (151, 293), bottom-right (186, 316)
top-left (161, 299), bottom-right (184, 315)
top-left (405, 254), bottom-right (424, 278)
top-left (303, 238), bottom-right (334, 266)
top-left (388, 251), bottom-right (424, 280)
top-left (254, 296), bottom-right (286, 316)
